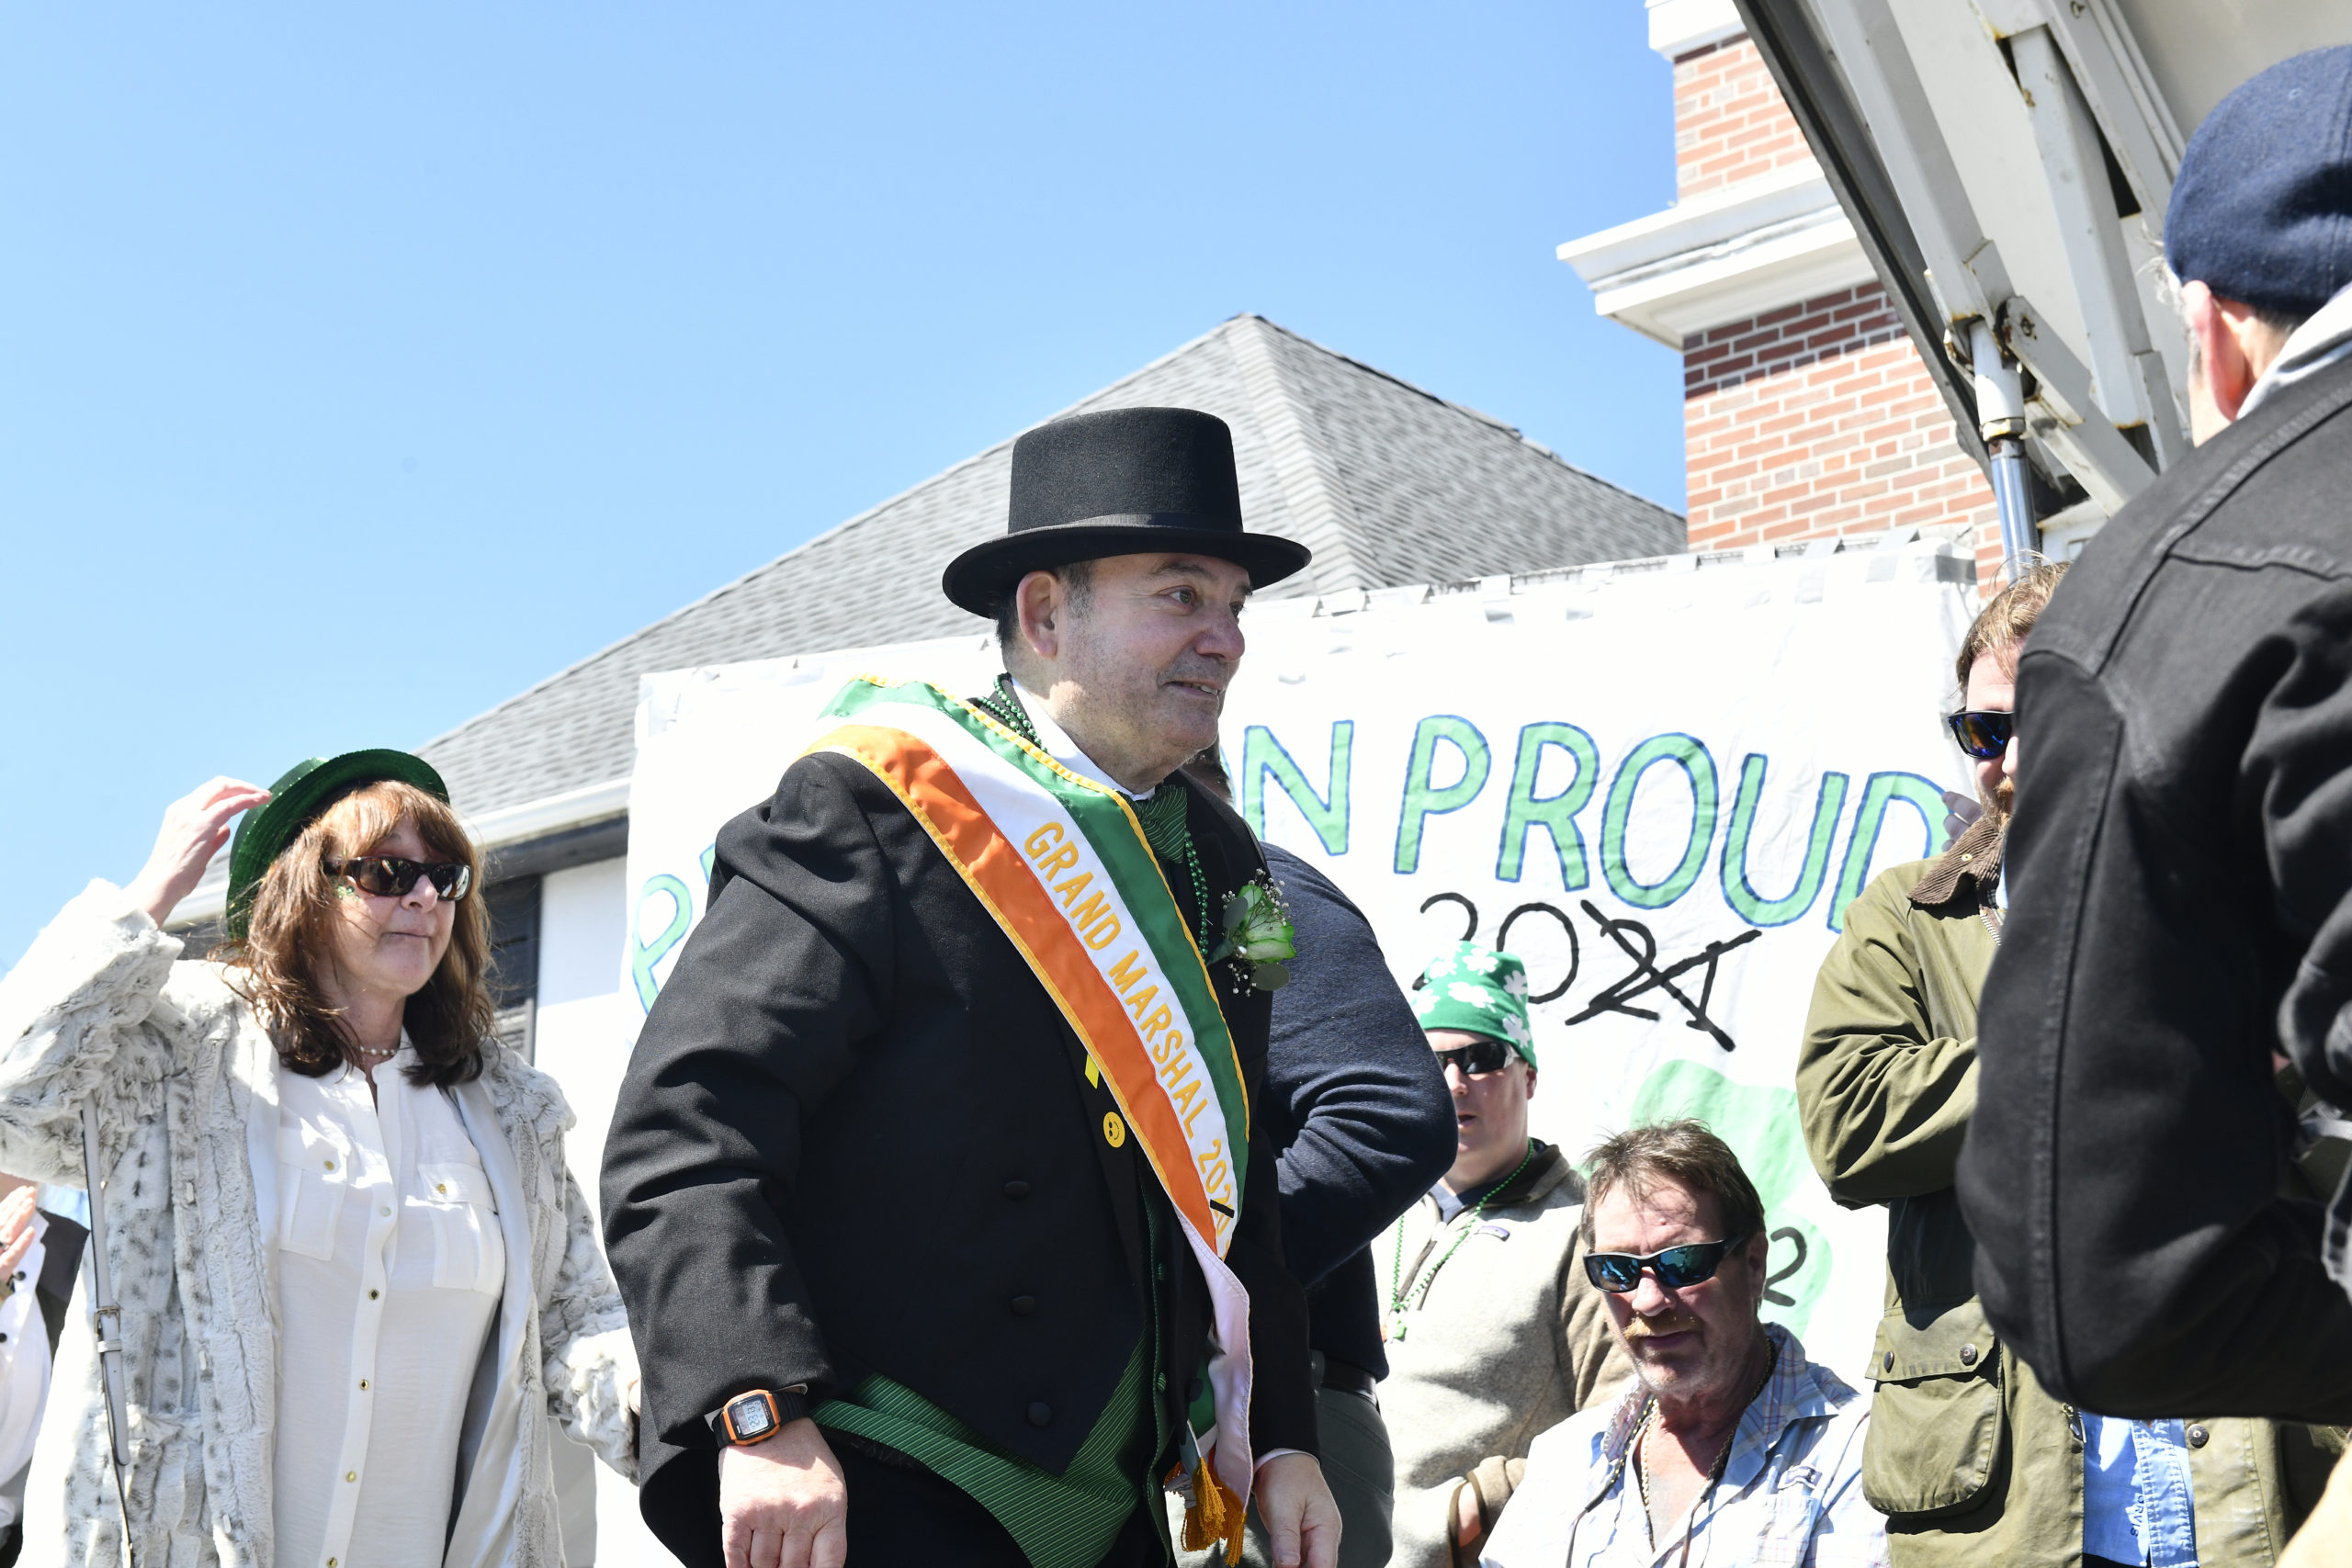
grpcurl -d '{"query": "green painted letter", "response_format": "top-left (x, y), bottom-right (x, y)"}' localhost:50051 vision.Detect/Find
top-left (1240, 722), bottom-right (1352, 855)
top-left (1495, 722), bottom-right (1600, 887)
top-left (1600, 734), bottom-right (1718, 909)
top-left (631, 874), bottom-right (695, 1011)
top-left (1720, 755), bottom-right (1849, 927)
top-left (1394, 716), bottom-right (1492, 874)
top-left (1827, 772), bottom-right (1949, 931)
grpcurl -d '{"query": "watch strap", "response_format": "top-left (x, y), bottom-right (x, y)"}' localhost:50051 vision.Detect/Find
top-left (707, 1386), bottom-right (811, 1446)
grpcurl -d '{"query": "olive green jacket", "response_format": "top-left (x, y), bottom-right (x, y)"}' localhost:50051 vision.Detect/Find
top-left (1799, 816), bottom-right (2344, 1567)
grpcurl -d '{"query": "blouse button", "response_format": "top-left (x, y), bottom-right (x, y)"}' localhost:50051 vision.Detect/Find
top-left (368, 1290), bottom-right (380, 1301)
top-left (322, 1160), bottom-right (335, 1172)
top-left (436, 1183), bottom-right (448, 1195)
top-left (345, 1471), bottom-right (357, 1483)
top-left (358, 1379), bottom-right (369, 1391)
top-left (379, 1206), bottom-right (391, 1217)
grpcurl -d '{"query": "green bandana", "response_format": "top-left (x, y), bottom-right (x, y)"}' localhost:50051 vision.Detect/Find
top-left (1410, 942), bottom-right (1536, 1067)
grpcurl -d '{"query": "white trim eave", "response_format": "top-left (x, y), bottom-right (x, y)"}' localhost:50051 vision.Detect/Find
top-left (1648, 0), bottom-right (1745, 61)
top-left (1559, 164), bottom-right (1879, 348)
top-left (170, 775), bottom-right (633, 927)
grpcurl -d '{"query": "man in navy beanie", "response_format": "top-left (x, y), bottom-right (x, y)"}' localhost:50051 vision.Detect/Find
top-left (1959, 45), bottom-right (2352, 1562)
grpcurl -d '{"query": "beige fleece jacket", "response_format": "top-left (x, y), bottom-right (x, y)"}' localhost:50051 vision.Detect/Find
top-left (1375, 1145), bottom-right (1631, 1568)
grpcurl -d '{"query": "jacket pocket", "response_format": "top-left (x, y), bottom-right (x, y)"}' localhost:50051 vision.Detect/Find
top-left (276, 1126), bottom-right (348, 1260)
top-left (417, 1160), bottom-right (504, 1294)
top-left (1860, 1299), bottom-right (2007, 1519)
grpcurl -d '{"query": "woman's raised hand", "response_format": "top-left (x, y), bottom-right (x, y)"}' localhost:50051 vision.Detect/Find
top-left (125, 778), bottom-right (273, 930)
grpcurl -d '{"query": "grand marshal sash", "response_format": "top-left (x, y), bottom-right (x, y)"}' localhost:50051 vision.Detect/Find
top-left (806, 674), bottom-right (1260, 1499)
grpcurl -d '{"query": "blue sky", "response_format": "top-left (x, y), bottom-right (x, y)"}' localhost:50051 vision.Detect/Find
top-left (0, 3), bottom-right (1684, 962)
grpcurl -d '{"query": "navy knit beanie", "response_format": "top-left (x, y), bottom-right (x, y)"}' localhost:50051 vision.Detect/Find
top-left (2167, 46), bottom-right (2352, 321)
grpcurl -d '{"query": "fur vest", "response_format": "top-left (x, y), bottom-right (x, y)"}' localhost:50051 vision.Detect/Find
top-left (0, 884), bottom-right (638, 1567)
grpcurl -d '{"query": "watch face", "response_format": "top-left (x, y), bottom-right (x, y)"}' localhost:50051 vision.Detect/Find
top-left (730, 1395), bottom-right (776, 1441)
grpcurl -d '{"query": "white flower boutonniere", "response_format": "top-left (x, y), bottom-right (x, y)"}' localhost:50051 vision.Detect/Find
top-left (1206, 874), bottom-right (1297, 994)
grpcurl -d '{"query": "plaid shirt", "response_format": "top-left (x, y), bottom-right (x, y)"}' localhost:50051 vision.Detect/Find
top-left (1480, 1324), bottom-right (1885, 1568)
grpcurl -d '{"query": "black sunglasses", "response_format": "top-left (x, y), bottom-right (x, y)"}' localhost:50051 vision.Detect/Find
top-left (1945, 709), bottom-right (2015, 761)
top-left (1583, 1234), bottom-right (1751, 1294)
top-left (1434, 1038), bottom-right (1517, 1077)
top-left (324, 856), bottom-right (474, 902)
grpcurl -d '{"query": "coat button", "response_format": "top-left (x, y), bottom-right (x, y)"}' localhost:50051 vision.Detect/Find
top-left (1960, 1345), bottom-right (1978, 1366)
top-left (1882, 1350), bottom-right (1894, 1372)
top-left (2187, 1424), bottom-right (2209, 1449)
top-left (1026, 1402), bottom-right (1053, 1427)
top-left (1011, 1295), bottom-right (1037, 1317)
top-left (1002, 1180), bottom-right (1031, 1200)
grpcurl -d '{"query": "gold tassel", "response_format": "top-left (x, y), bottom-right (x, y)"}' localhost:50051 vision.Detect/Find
top-left (1166, 1458), bottom-right (1247, 1565)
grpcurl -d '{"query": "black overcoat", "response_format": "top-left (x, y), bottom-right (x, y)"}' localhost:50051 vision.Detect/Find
top-left (601, 747), bottom-right (1316, 1561)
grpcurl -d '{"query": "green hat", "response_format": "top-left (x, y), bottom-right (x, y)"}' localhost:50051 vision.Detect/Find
top-left (1410, 942), bottom-right (1537, 1068)
top-left (225, 750), bottom-right (452, 939)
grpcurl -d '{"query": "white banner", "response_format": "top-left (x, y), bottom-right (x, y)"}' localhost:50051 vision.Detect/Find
top-left (622, 541), bottom-right (1978, 1382)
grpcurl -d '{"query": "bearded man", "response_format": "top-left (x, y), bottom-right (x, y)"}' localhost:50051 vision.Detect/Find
top-left (1802, 566), bottom-right (2342, 1567)
top-left (603, 407), bottom-right (1338, 1568)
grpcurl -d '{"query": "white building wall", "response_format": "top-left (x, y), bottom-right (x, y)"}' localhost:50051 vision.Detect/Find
top-left (532, 855), bottom-right (666, 1565)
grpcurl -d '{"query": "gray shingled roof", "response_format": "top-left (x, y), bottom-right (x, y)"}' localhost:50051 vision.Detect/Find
top-left (420, 314), bottom-right (1683, 816)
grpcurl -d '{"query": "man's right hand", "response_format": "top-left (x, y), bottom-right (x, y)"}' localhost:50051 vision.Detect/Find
top-left (717, 1417), bottom-right (847, 1568)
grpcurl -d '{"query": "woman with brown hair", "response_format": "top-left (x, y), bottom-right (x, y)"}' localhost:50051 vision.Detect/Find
top-left (0, 750), bottom-right (637, 1567)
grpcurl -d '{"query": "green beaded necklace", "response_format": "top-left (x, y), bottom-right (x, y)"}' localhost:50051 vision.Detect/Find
top-left (1386, 1139), bottom-right (1537, 1341)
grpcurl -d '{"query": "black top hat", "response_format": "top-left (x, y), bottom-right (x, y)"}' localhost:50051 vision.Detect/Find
top-left (942, 407), bottom-right (1312, 615)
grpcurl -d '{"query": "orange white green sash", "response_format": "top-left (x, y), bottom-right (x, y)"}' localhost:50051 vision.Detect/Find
top-left (805, 674), bottom-right (1259, 1504)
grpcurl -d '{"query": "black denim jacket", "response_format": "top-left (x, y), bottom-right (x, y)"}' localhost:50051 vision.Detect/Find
top-left (1959, 353), bottom-right (2352, 1427)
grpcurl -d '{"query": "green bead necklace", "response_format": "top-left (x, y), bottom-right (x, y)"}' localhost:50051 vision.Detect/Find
top-left (983, 676), bottom-right (1212, 937)
top-left (1386, 1139), bottom-right (1537, 1341)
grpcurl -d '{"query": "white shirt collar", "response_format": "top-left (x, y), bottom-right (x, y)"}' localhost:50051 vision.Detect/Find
top-left (2241, 276), bottom-right (2352, 420)
top-left (1006, 677), bottom-right (1155, 802)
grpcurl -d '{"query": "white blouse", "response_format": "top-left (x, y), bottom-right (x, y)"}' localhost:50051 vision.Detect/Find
top-left (272, 1041), bottom-right (503, 1568)
top-left (0, 1213), bottom-right (51, 1527)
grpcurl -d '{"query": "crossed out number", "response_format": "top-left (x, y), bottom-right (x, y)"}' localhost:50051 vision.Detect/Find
top-left (1417, 893), bottom-right (1761, 1052)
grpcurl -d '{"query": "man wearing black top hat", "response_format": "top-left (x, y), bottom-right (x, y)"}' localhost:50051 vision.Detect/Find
top-left (604, 407), bottom-right (1339, 1568)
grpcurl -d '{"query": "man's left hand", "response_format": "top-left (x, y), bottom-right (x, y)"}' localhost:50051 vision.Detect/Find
top-left (1254, 1452), bottom-right (1340, 1568)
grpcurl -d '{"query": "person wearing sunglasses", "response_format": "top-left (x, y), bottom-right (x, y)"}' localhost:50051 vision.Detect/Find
top-left (1379, 942), bottom-right (1628, 1568)
top-left (1473, 1119), bottom-right (1878, 1567)
top-left (1801, 569), bottom-right (2343, 1568)
top-left (0, 751), bottom-right (639, 1567)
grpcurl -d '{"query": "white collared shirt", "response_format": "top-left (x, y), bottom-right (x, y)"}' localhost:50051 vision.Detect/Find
top-left (273, 1041), bottom-right (502, 1568)
top-left (1482, 1325), bottom-right (1884, 1568)
top-left (1007, 677), bottom-right (1153, 802)
top-left (0, 1213), bottom-right (51, 1526)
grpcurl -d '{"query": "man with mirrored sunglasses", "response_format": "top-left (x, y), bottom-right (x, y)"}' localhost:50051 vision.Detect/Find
top-left (1801, 566), bottom-right (2343, 1568)
top-left (1474, 1120), bottom-right (1879, 1568)
top-left (1377, 942), bottom-right (1628, 1568)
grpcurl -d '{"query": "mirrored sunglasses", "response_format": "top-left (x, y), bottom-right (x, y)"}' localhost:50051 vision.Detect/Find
top-left (1945, 708), bottom-right (2015, 761)
top-left (324, 856), bottom-right (473, 902)
top-left (1434, 1037), bottom-right (1517, 1077)
top-left (1583, 1235), bottom-right (1749, 1294)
